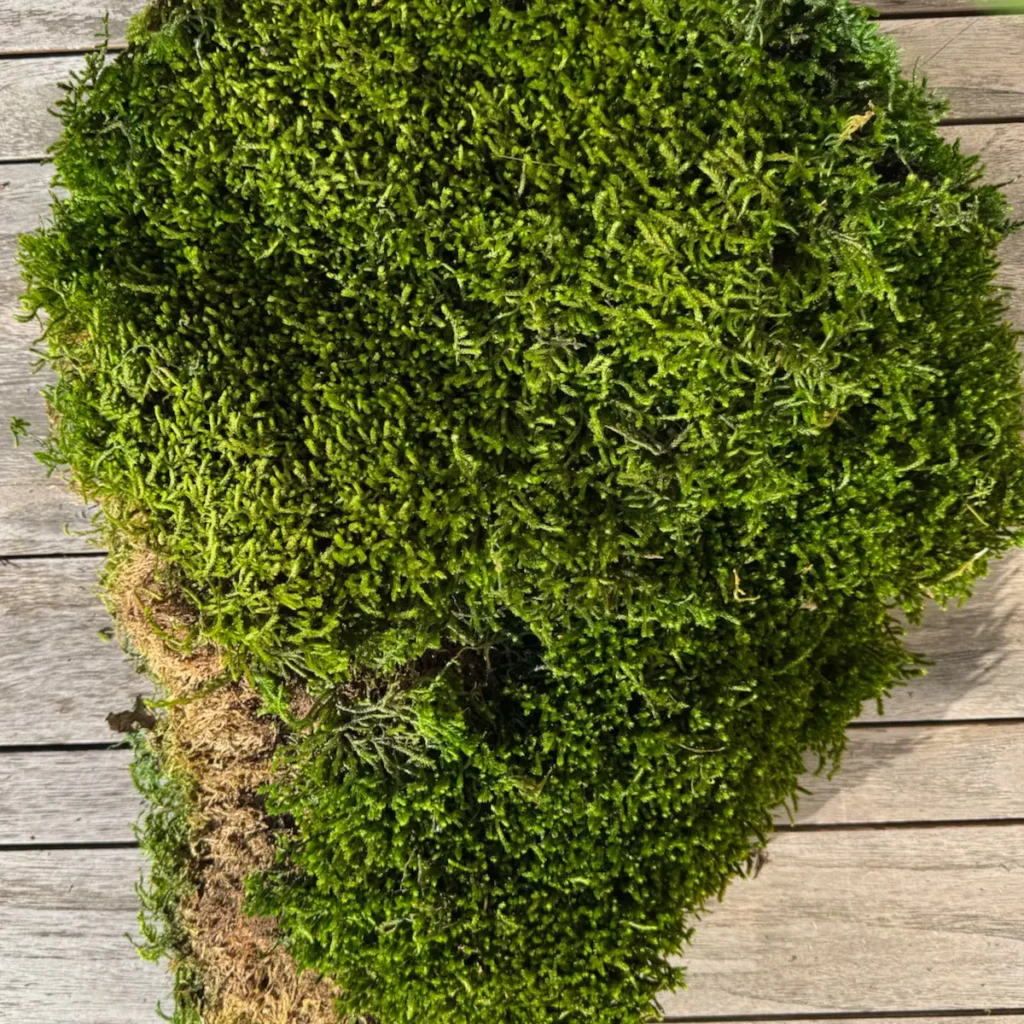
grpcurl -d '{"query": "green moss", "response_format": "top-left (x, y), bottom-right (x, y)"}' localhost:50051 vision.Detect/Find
top-left (17, 0), bottom-right (1024, 1021)
top-left (128, 726), bottom-right (205, 1024)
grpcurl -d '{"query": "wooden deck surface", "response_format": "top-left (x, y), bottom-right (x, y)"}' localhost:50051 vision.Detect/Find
top-left (1, 2), bottom-right (1023, 1021)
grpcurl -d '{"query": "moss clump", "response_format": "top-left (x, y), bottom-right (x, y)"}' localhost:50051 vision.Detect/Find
top-left (18, 0), bottom-right (1024, 1021)
top-left (128, 726), bottom-right (205, 1024)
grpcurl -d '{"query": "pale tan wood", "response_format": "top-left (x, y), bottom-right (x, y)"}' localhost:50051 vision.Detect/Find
top-left (0, 0), bottom-right (135, 54)
top-left (662, 825), bottom-right (1024, 1016)
top-left (0, 558), bottom-right (152, 745)
top-left (780, 722), bottom-right (1024, 824)
top-left (863, 545), bottom-right (1024, 721)
top-left (882, 16), bottom-right (1024, 121)
top-left (0, 749), bottom-right (141, 844)
top-left (0, 847), bottom-right (171, 1024)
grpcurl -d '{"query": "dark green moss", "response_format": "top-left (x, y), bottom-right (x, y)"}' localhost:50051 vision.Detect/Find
top-left (128, 727), bottom-right (205, 1024)
top-left (17, 0), bottom-right (1024, 1021)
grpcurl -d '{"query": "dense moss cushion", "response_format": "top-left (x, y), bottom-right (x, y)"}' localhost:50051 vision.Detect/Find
top-left (19, 0), bottom-right (1024, 1020)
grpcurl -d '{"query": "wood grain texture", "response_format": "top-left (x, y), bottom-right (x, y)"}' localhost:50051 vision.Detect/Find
top-left (1, 837), bottom-right (1022, 1024)
top-left (0, 847), bottom-right (171, 1024)
top-left (1, 164), bottom-right (99, 554)
top-left (3, 719), bottom-right (1018, 847)
top-left (883, 16), bottom-right (1024, 121)
top-left (0, 55), bottom-right (85, 161)
top-left (0, 0), bottom-right (135, 54)
top-left (862, 545), bottom-right (1024, 722)
top-left (0, 749), bottom-right (140, 844)
top-left (662, 825), bottom-right (1024, 1017)
top-left (780, 722), bottom-right (1024, 824)
top-left (0, 558), bottom-right (152, 745)
top-left (3, 20), bottom-right (1024, 160)
top-left (872, 1), bottom-right (1022, 12)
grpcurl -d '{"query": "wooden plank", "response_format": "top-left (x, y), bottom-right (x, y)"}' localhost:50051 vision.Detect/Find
top-left (0, 0), bottom-right (1007, 57)
top-left (662, 825), bottom-right (1024, 1017)
top-left (0, 749), bottom-right (140, 844)
top-left (0, 55), bottom-right (85, 161)
top-left (0, 0), bottom-right (988, 57)
top-left (0, 847), bottom-right (171, 1024)
top-left (2, 838), bottom-right (1023, 1024)
top-left (4, 20), bottom-right (1024, 160)
top-left (780, 722), bottom-right (1024, 825)
top-left (872, 1), bottom-right (1020, 12)
top-left (6, 722), bottom-right (1020, 846)
top-left (0, 1), bottom-right (135, 55)
top-left (864, 545), bottom-right (1024, 722)
top-left (0, 558), bottom-right (152, 745)
top-left (10, 723), bottom-right (1023, 847)
top-left (0, 165), bottom-right (97, 555)
top-left (0, 0), bottom-right (1009, 58)
top-left (882, 16), bottom-right (1024, 121)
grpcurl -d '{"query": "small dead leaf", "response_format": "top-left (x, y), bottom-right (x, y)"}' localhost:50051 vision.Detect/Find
top-left (732, 568), bottom-right (759, 603)
top-left (838, 101), bottom-right (876, 143)
top-left (107, 694), bottom-right (158, 733)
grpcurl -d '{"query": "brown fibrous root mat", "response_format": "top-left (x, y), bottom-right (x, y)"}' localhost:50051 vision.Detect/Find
top-left (106, 545), bottom-right (341, 1024)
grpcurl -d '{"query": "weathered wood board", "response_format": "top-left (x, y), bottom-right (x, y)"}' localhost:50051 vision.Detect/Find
top-left (2, 19), bottom-right (1024, 160)
top-left (776, 722), bottom-right (1024, 825)
top-left (862, 544), bottom-right (1024, 722)
top-left (0, 1), bottom-right (1012, 58)
top-left (4, 831), bottom-right (1022, 1022)
top-left (0, 162), bottom-right (97, 553)
top-left (0, 748), bottom-right (141, 844)
top-left (663, 824), bottom-right (1024, 1017)
top-left (0, 557), bottom-right (151, 745)
top-left (2, 719), bottom-right (1020, 849)
top-left (888, 16), bottom-right (1024, 121)
top-left (0, 848), bottom-right (171, 1024)
top-left (0, 522), bottom-right (1022, 744)
top-left (0, 1), bottom-right (136, 54)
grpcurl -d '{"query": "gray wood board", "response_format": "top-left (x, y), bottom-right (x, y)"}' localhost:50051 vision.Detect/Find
top-left (0, 0), bottom-right (135, 54)
top-left (663, 824), bottom-right (1024, 1017)
top-left (0, 535), bottom-right (1022, 745)
top-left (3, 831), bottom-right (1022, 1022)
top-left (887, 16), bottom-right (1024, 121)
top-left (861, 544), bottom-right (1024, 722)
top-left (0, 0), bottom-right (1006, 57)
top-left (3, 20), bottom-right (1024, 160)
top-left (0, 558), bottom-right (152, 745)
top-left (0, 163), bottom-right (97, 554)
top-left (2, 720), bottom-right (1021, 846)
top-left (871, 0), bottom-right (1024, 11)
top-left (776, 721), bottom-right (1024, 824)
top-left (0, 748), bottom-right (141, 844)
top-left (0, 0), bottom-right (1012, 57)
top-left (0, 847), bottom-right (171, 1024)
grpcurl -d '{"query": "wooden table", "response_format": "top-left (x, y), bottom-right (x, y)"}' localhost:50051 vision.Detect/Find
top-left (1, 2), bottom-right (1022, 1021)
